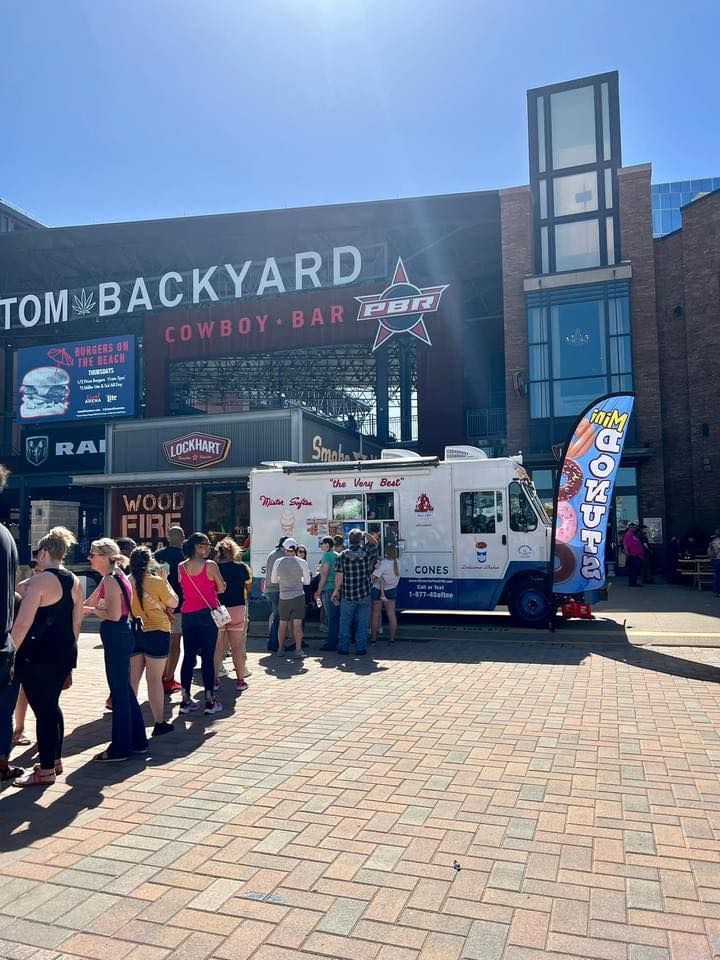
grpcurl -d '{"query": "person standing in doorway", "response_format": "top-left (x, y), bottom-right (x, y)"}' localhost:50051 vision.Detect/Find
top-left (271, 538), bottom-right (310, 659)
top-left (264, 537), bottom-right (287, 652)
top-left (178, 533), bottom-right (226, 716)
top-left (332, 530), bottom-right (378, 657)
top-left (623, 523), bottom-right (645, 588)
top-left (708, 529), bottom-right (720, 596)
top-left (155, 526), bottom-right (185, 694)
top-left (315, 536), bottom-right (340, 652)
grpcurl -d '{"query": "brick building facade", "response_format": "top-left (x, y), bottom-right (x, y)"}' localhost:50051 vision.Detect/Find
top-left (655, 190), bottom-right (720, 538)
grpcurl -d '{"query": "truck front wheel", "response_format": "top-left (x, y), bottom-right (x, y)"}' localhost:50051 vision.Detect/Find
top-left (508, 583), bottom-right (553, 627)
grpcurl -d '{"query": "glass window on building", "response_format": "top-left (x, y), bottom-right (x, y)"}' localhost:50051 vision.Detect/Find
top-left (550, 85), bottom-right (597, 169)
top-left (204, 487), bottom-right (250, 543)
top-left (554, 219), bottom-right (601, 271)
top-left (528, 286), bottom-right (633, 421)
top-left (553, 171), bottom-right (598, 217)
top-left (551, 300), bottom-right (606, 380)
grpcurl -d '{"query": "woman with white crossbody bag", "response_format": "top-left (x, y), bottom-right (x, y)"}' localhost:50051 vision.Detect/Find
top-left (177, 533), bottom-right (227, 717)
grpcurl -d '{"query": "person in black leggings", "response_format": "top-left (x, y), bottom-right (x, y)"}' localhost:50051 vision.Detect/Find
top-left (11, 527), bottom-right (84, 787)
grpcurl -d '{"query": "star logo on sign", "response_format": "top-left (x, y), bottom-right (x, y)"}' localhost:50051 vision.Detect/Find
top-left (355, 258), bottom-right (449, 352)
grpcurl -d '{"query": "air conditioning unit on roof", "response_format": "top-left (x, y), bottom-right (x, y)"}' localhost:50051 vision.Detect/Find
top-left (380, 449), bottom-right (422, 460)
top-left (444, 445), bottom-right (489, 460)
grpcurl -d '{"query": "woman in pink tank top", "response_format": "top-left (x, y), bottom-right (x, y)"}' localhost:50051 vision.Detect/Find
top-left (177, 533), bottom-right (226, 716)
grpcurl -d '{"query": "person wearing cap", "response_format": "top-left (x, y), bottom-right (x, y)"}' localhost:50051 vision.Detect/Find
top-left (270, 538), bottom-right (310, 659)
top-left (264, 536), bottom-right (288, 652)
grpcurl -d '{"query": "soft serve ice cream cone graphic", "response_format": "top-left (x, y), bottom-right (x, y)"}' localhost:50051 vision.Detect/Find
top-left (280, 509), bottom-right (295, 536)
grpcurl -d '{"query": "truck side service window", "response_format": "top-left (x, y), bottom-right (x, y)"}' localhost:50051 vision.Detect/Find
top-left (332, 495), bottom-right (363, 521)
top-left (332, 493), bottom-right (398, 553)
top-left (509, 481), bottom-right (538, 532)
top-left (460, 491), bottom-right (503, 535)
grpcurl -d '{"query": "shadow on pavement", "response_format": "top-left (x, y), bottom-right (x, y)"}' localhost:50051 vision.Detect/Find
top-left (248, 617), bottom-right (720, 682)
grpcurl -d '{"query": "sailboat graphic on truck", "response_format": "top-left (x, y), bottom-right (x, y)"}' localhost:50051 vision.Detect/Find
top-left (250, 446), bottom-right (554, 626)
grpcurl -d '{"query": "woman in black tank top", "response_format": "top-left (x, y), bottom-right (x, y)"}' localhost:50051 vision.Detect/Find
top-left (11, 527), bottom-right (83, 787)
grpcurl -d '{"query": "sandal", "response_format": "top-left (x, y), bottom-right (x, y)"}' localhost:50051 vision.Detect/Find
top-left (12, 732), bottom-right (31, 747)
top-left (34, 761), bottom-right (63, 775)
top-left (13, 769), bottom-right (56, 787)
top-left (0, 766), bottom-right (24, 783)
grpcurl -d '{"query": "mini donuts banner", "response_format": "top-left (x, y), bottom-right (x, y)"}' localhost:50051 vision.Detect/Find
top-left (552, 392), bottom-right (634, 594)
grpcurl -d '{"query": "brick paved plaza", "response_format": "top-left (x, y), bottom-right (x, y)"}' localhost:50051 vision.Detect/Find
top-left (2, 603), bottom-right (720, 960)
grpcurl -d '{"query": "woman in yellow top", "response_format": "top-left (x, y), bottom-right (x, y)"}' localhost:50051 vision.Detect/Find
top-left (128, 546), bottom-right (178, 737)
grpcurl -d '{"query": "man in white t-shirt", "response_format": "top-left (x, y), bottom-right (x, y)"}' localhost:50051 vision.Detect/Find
top-left (270, 538), bottom-right (310, 659)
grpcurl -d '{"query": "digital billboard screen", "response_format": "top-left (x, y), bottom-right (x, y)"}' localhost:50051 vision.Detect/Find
top-left (16, 335), bottom-right (136, 424)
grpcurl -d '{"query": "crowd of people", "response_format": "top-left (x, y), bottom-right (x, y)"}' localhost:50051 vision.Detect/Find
top-left (0, 509), bottom-right (253, 787)
top-left (264, 530), bottom-right (399, 657)
top-left (0, 462), bottom-right (401, 789)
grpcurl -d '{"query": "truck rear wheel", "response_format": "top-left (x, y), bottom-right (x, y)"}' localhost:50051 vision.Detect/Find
top-left (508, 583), bottom-right (553, 628)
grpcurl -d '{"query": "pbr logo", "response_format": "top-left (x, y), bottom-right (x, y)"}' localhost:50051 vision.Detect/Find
top-left (355, 258), bottom-right (449, 351)
top-left (26, 435), bottom-right (49, 467)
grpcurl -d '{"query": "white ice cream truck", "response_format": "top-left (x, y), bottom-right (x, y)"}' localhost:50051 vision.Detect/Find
top-left (250, 446), bottom-right (554, 626)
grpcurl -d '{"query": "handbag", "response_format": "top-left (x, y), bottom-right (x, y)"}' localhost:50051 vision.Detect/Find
top-left (113, 573), bottom-right (144, 638)
top-left (182, 562), bottom-right (231, 628)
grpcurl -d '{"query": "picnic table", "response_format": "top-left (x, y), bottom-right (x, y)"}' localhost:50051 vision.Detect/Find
top-left (678, 557), bottom-right (713, 591)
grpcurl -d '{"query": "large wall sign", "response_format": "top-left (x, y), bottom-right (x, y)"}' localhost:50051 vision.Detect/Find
top-left (355, 258), bottom-right (449, 351)
top-left (0, 244), bottom-right (389, 331)
top-left (16, 336), bottom-right (136, 424)
top-left (111, 485), bottom-right (193, 541)
top-left (23, 424), bottom-right (106, 473)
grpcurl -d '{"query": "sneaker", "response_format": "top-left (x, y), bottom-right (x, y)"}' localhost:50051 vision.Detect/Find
top-left (205, 700), bottom-right (223, 715)
top-left (179, 700), bottom-right (200, 714)
top-left (152, 721), bottom-right (175, 736)
top-left (163, 679), bottom-right (182, 694)
top-left (293, 649), bottom-right (305, 660)
top-left (218, 663), bottom-right (228, 677)
top-left (236, 680), bottom-right (249, 692)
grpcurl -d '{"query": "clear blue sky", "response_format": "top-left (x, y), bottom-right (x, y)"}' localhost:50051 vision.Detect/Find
top-left (2, 0), bottom-right (718, 227)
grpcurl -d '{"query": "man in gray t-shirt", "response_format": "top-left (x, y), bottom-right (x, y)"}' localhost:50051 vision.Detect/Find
top-left (270, 538), bottom-right (310, 658)
top-left (264, 537), bottom-right (288, 652)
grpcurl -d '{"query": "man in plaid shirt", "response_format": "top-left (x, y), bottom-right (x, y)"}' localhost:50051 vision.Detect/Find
top-left (331, 529), bottom-right (378, 656)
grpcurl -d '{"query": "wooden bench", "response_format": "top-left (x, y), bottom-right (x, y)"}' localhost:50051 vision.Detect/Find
top-left (678, 558), bottom-right (714, 591)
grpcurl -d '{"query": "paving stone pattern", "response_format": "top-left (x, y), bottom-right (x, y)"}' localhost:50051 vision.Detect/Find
top-left (1, 633), bottom-right (720, 959)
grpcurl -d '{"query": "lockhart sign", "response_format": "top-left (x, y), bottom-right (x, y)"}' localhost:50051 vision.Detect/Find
top-left (163, 433), bottom-right (232, 469)
top-left (0, 245), bottom-right (371, 331)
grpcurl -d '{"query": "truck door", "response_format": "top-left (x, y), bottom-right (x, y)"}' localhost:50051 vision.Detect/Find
top-left (456, 488), bottom-right (509, 582)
